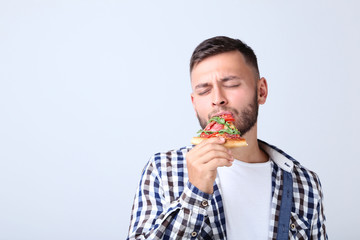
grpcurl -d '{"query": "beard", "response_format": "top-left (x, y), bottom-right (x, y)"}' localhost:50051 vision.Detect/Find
top-left (196, 90), bottom-right (259, 136)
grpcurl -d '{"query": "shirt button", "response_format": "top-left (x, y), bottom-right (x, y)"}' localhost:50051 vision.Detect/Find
top-left (201, 200), bottom-right (208, 207)
top-left (191, 231), bottom-right (197, 237)
top-left (290, 223), bottom-right (296, 230)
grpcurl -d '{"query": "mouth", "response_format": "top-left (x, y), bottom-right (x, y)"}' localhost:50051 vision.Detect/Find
top-left (211, 111), bottom-right (234, 118)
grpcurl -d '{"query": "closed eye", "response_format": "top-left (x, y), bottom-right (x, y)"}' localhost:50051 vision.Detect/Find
top-left (195, 83), bottom-right (211, 95)
top-left (197, 88), bottom-right (211, 95)
top-left (223, 81), bottom-right (241, 88)
top-left (224, 84), bottom-right (240, 88)
top-left (221, 76), bottom-right (241, 88)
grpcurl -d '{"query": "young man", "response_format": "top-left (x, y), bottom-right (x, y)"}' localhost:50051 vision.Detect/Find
top-left (127, 36), bottom-right (327, 239)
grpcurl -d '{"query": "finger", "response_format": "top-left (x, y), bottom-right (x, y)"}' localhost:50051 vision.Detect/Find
top-left (189, 138), bottom-right (228, 155)
top-left (195, 137), bottom-right (230, 155)
top-left (198, 142), bottom-right (229, 155)
top-left (186, 137), bottom-right (232, 166)
top-left (189, 145), bottom-right (232, 165)
top-left (200, 149), bottom-right (234, 164)
top-left (205, 157), bottom-right (234, 170)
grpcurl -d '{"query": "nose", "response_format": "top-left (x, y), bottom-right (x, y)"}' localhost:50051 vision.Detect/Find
top-left (212, 87), bottom-right (228, 106)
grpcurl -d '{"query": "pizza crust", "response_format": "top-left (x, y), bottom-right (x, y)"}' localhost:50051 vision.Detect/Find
top-left (191, 137), bottom-right (248, 148)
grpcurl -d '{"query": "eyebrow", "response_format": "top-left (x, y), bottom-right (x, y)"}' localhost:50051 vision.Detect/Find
top-left (221, 76), bottom-right (241, 82)
top-left (195, 83), bottom-right (210, 90)
top-left (194, 76), bottom-right (241, 90)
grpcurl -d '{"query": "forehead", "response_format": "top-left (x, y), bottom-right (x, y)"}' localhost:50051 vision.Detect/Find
top-left (190, 51), bottom-right (255, 85)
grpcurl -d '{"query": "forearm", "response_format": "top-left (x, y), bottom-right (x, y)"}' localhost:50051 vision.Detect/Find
top-left (127, 159), bottom-right (211, 239)
top-left (127, 182), bottom-right (211, 239)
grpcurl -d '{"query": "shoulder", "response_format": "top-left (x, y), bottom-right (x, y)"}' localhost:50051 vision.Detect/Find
top-left (260, 140), bottom-right (324, 197)
top-left (151, 145), bottom-right (193, 164)
top-left (147, 146), bottom-right (193, 177)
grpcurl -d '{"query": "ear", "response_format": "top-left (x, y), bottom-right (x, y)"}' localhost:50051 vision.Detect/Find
top-left (257, 77), bottom-right (268, 105)
top-left (191, 93), bottom-right (196, 110)
top-left (190, 93), bottom-right (200, 118)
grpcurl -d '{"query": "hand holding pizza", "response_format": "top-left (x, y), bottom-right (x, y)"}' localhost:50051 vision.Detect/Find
top-left (186, 137), bottom-right (234, 194)
top-left (186, 114), bottom-right (247, 194)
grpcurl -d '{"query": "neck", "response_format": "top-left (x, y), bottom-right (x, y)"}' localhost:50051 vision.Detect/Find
top-left (230, 123), bottom-right (268, 163)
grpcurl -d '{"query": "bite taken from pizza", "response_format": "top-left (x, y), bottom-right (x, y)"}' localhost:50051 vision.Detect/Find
top-left (191, 113), bottom-right (248, 148)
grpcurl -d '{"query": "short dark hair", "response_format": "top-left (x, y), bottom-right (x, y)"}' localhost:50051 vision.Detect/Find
top-left (190, 36), bottom-right (260, 78)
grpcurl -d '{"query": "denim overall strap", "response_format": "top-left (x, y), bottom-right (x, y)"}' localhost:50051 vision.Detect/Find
top-left (276, 171), bottom-right (293, 240)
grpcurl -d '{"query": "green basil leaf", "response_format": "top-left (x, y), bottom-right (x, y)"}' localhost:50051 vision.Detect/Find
top-left (208, 116), bottom-right (226, 125)
top-left (197, 116), bottom-right (242, 136)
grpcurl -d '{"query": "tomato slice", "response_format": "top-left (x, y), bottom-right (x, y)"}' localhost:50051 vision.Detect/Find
top-left (221, 114), bottom-right (235, 122)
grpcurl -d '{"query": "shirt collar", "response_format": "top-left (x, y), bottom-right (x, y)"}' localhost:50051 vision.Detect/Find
top-left (258, 140), bottom-right (294, 173)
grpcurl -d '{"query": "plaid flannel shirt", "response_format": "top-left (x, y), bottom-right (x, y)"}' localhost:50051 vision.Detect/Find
top-left (127, 140), bottom-right (327, 239)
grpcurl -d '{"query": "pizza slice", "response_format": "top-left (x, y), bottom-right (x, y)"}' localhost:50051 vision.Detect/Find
top-left (191, 113), bottom-right (248, 148)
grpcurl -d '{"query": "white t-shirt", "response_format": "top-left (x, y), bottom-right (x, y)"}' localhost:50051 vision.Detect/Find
top-left (217, 159), bottom-right (272, 240)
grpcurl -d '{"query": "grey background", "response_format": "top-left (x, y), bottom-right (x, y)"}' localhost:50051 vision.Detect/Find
top-left (1, 0), bottom-right (359, 239)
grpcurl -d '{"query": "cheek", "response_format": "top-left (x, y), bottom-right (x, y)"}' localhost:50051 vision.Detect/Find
top-left (228, 91), bottom-right (246, 104)
top-left (231, 88), bottom-right (253, 102)
top-left (193, 97), bottom-right (210, 114)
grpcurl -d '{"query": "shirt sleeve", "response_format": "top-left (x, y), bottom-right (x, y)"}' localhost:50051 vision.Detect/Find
top-left (126, 156), bottom-right (212, 239)
top-left (310, 173), bottom-right (328, 239)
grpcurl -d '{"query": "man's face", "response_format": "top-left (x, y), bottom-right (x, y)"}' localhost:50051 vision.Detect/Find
top-left (191, 51), bottom-right (263, 136)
